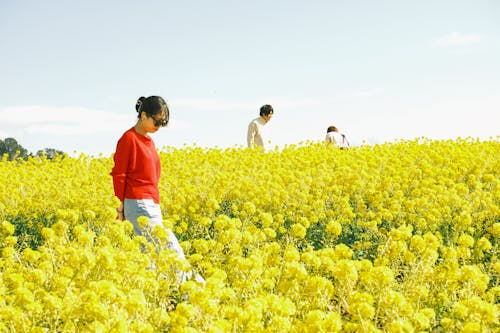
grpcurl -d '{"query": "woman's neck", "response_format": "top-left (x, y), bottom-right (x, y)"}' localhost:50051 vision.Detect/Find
top-left (134, 122), bottom-right (147, 136)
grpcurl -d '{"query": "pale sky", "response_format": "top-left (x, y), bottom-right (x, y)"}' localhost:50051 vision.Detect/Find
top-left (1, 0), bottom-right (499, 156)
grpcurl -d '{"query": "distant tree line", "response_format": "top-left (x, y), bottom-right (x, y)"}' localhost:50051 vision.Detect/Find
top-left (0, 137), bottom-right (65, 161)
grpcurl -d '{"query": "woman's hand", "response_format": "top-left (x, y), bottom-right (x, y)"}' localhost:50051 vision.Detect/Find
top-left (116, 203), bottom-right (125, 221)
top-left (116, 211), bottom-right (124, 220)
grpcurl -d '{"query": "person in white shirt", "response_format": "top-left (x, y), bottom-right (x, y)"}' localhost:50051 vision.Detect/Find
top-left (325, 125), bottom-right (349, 149)
top-left (247, 104), bottom-right (274, 148)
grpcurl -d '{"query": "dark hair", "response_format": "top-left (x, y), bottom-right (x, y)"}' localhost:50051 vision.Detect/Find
top-left (259, 104), bottom-right (274, 117)
top-left (327, 126), bottom-right (338, 133)
top-left (136, 96), bottom-right (169, 121)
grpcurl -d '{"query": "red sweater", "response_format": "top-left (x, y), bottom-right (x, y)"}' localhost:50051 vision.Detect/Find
top-left (110, 127), bottom-right (161, 203)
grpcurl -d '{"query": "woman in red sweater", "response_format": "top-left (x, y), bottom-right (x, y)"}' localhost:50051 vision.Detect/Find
top-left (111, 95), bottom-right (168, 229)
top-left (111, 96), bottom-right (203, 283)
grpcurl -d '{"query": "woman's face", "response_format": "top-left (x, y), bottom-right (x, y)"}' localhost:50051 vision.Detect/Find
top-left (144, 111), bottom-right (168, 133)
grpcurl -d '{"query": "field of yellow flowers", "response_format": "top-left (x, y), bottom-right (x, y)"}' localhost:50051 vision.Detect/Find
top-left (0, 138), bottom-right (499, 332)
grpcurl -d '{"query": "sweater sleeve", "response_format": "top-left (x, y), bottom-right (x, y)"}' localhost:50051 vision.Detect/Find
top-left (110, 134), bottom-right (132, 202)
top-left (247, 121), bottom-right (256, 147)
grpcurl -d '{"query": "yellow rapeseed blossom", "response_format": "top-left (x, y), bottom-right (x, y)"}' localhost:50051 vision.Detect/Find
top-left (137, 216), bottom-right (150, 230)
top-left (1, 220), bottom-right (15, 236)
top-left (326, 220), bottom-right (342, 237)
top-left (290, 223), bottom-right (307, 239)
top-left (0, 138), bottom-right (498, 331)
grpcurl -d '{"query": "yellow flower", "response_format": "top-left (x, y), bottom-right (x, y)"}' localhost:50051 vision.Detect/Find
top-left (460, 322), bottom-right (481, 333)
top-left (27, 269), bottom-right (46, 285)
top-left (175, 302), bottom-right (198, 320)
top-left (199, 216), bottom-right (212, 227)
top-left (409, 235), bottom-right (425, 253)
top-left (263, 227), bottom-right (276, 239)
top-left (124, 289), bottom-right (147, 315)
top-left (14, 287), bottom-right (35, 306)
top-left (242, 201), bottom-right (257, 215)
top-left (362, 265), bottom-right (395, 289)
top-left (3, 235), bottom-right (17, 247)
top-left (489, 222), bottom-right (500, 237)
top-left (332, 259), bottom-right (358, 286)
top-left (440, 317), bottom-right (454, 330)
top-left (458, 234), bottom-right (475, 247)
top-left (459, 265), bottom-right (489, 292)
top-left (333, 243), bottom-right (353, 259)
top-left (290, 223), bottom-right (307, 239)
top-left (476, 237), bottom-right (492, 251)
top-left (2, 246), bottom-right (16, 260)
top-left (347, 291), bottom-right (375, 320)
top-left (283, 246), bottom-right (300, 263)
top-left (151, 225), bottom-right (169, 243)
top-left (326, 220), bottom-right (342, 237)
top-left (21, 248), bottom-right (41, 264)
top-left (386, 319), bottom-right (414, 333)
top-left (301, 310), bottom-right (342, 332)
top-left (41, 227), bottom-right (55, 241)
top-left (413, 308), bottom-right (435, 330)
top-left (136, 216), bottom-right (150, 230)
top-left (452, 302), bottom-right (469, 319)
top-left (1, 220), bottom-right (15, 236)
top-left (51, 221), bottom-right (69, 237)
top-left (43, 294), bottom-right (63, 311)
top-left (351, 301), bottom-right (375, 320)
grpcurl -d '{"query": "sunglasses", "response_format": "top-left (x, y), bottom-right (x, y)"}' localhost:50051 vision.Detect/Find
top-left (150, 114), bottom-right (169, 127)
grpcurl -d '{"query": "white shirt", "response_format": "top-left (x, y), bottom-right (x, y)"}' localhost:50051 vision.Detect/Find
top-left (247, 116), bottom-right (268, 148)
top-left (325, 131), bottom-right (348, 148)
